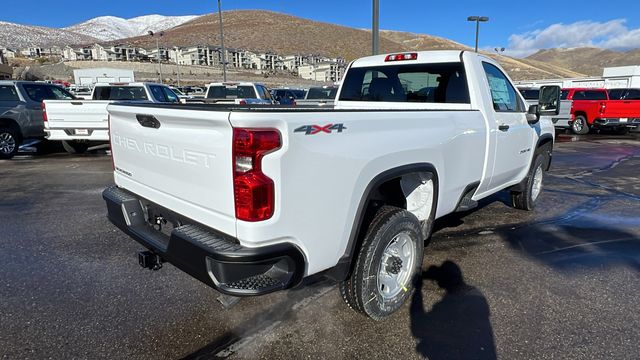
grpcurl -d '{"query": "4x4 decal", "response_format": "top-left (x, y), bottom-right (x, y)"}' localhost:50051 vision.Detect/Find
top-left (294, 124), bottom-right (347, 135)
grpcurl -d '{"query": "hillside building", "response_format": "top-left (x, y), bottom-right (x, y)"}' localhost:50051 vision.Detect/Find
top-left (298, 61), bottom-right (346, 82)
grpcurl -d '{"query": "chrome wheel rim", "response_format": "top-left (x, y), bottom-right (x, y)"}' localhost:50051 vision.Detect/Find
top-left (377, 231), bottom-right (416, 300)
top-left (0, 132), bottom-right (16, 154)
top-left (574, 119), bottom-right (584, 132)
top-left (531, 165), bottom-right (543, 202)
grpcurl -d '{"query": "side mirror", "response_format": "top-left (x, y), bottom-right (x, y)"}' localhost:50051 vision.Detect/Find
top-left (538, 85), bottom-right (561, 116)
top-left (527, 104), bottom-right (540, 124)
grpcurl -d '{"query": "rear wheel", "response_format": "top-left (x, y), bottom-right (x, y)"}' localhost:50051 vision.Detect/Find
top-left (511, 153), bottom-right (545, 211)
top-left (0, 127), bottom-right (20, 160)
top-left (62, 140), bottom-right (89, 154)
top-left (340, 206), bottom-right (425, 320)
top-left (571, 115), bottom-right (589, 135)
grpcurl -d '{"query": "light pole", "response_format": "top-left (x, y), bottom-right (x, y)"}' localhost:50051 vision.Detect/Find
top-left (217, 0), bottom-right (228, 82)
top-left (467, 16), bottom-right (489, 53)
top-left (372, 0), bottom-right (380, 55)
top-left (148, 30), bottom-right (164, 83)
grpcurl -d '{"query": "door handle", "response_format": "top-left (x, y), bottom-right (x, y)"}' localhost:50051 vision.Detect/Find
top-left (498, 124), bottom-right (510, 132)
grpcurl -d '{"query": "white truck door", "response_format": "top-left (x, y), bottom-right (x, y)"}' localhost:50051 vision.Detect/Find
top-left (481, 62), bottom-right (533, 190)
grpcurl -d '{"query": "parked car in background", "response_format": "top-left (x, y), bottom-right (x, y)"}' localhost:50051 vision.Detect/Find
top-left (201, 82), bottom-right (274, 105)
top-left (0, 81), bottom-right (76, 159)
top-left (519, 87), bottom-right (573, 129)
top-left (170, 86), bottom-right (193, 102)
top-left (296, 85), bottom-right (338, 106)
top-left (103, 50), bottom-right (558, 320)
top-left (67, 85), bottom-right (93, 100)
top-left (564, 88), bottom-right (640, 134)
top-left (271, 88), bottom-right (306, 105)
top-left (43, 82), bottom-right (180, 154)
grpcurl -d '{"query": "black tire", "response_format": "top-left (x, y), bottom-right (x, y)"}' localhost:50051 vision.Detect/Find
top-left (62, 140), bottom-right (89, 154)
top-left (571, 115), bottom-right (590, 135)
top-left (340, 206), bottom-right (425, 320)
top-left (511, 153), bottom-right (545, 211)
top-left (0, 126), bottom-right (20, 160)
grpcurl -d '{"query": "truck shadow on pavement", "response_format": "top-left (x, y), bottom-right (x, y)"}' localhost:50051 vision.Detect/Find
top-left (410, 261), bottom-right (497, 360)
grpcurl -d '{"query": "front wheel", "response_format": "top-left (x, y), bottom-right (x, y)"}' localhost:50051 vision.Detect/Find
top-left (571, 116), bottom-right (590, 135)
top-left (0, 127), bottom-right (20, 160)
top-left (62, 140), bottom-right (89, 154)
top-left (511, 153), bottom-right (545, 211)
top-left (340, 206), bottom-right (425, 320)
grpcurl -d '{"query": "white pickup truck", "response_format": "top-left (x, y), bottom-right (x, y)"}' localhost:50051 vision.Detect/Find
top-left (103, 51), bottom-right (559, 320)
top-left (43, 82), bottom-right (179, 153)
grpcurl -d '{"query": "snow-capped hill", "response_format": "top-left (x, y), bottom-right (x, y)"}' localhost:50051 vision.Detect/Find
top-left (0, 21), bottom-right (98, 48)
top-left (65, 15), bottom-right (198, 41)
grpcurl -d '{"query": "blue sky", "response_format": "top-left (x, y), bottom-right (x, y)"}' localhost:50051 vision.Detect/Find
top-left (3, 0), bottom-right (640, 56)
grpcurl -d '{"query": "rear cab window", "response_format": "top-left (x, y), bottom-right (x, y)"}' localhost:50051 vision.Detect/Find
top-left (624, 89), bottom-right (640, 100)
top-left (207, 85), bottom-right (257, 99)
top-left (0, 85), bottom-right (20, 101)
top-left (339, 62), bottom-right (469, 103)
top-left (607, 89), bottom-right (626, 100)
top-left (518, 89), bottom-right (540, 100)
top-left (93, 86), bottom-right (148, 101)
top-left (572, 90), bottom-right (608, 101)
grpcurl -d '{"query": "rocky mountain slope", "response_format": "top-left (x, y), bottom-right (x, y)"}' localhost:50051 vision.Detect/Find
top-left (526, 48), bottom-right (640, 76)
top-left (0, 21), bottom-right (98, 49)
top-left (64, 15), bottom-right (198, 41)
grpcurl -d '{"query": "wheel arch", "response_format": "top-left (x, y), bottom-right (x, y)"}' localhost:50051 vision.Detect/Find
top-left (325, 163), bottom-right (439, 282)
top-left (0, 118), bottom-right (23, 141)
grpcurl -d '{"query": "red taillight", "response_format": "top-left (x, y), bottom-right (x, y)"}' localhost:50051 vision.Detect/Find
top-left (233, 128), bottom-right (281, 222)
top-left (385, 53), bottom-right (418, 62)
top-left (238, 100), bottom-right (247, 105)
top-left (600, 101), bottom-right (607, 114)
top-left (41, 102), bottom-right (47, 122)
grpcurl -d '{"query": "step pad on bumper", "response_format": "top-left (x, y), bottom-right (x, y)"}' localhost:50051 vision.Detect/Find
top-left (102, 186), bottom-right (305, 296)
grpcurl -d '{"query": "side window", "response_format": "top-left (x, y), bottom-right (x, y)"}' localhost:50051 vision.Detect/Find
top-left (149, 86), bottom-right (167, 102)
top-left (49, 86), bottom-right (74, 100)
top-left (482, 62), bottom-right (523, 112)
top-left (262, 87), bottom-right (273, 100)
top-left (22, 84), bottom-right (51, 102)
top-left (608, 89), bottom-right (625, 100)
top-left (561, 90), bottom-right (569, 100)
top-left (572, 91), bottom-right (586, 100)
top-left (0, 85), bottom-right (19, 101)
top-left (161, 87), bottom-right (179, 103)
top-left (583, 91), bottom-right (607, 100)
top-left (624, 89), bottom-right (640, 100)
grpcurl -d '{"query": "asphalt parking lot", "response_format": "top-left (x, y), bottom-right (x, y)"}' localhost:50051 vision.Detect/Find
top-left (1, 133), bottom-right (639, 360)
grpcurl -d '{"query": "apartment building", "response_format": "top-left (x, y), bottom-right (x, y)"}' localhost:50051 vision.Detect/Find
top-left (298, 61), bottom-right (346, 82)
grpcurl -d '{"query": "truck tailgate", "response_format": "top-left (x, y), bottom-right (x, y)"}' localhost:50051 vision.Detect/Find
top-left (107, 104), bottom-right (237, 237)
top-left (44, 100), bottom-right (111, 128)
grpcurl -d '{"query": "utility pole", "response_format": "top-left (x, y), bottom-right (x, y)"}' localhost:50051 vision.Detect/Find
top-left (218, 0), bottom-right (228, 82)
top-left (148, 31), bottom-right (164, 83)
top-left (467, 16), bottom-right (489, 53)
top-left (372, 0), bottom-right (380, 55)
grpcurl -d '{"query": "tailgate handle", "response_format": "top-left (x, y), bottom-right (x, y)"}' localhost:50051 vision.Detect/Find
top-left (136, 114), bottom-right (161, 129)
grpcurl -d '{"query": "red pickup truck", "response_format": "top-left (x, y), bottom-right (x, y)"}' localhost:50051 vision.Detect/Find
top-left (564, 88), bottom-right (640, 134)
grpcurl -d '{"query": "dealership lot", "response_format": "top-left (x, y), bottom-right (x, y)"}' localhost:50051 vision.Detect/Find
top-left (1, 133), bottom-right (639, 360)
